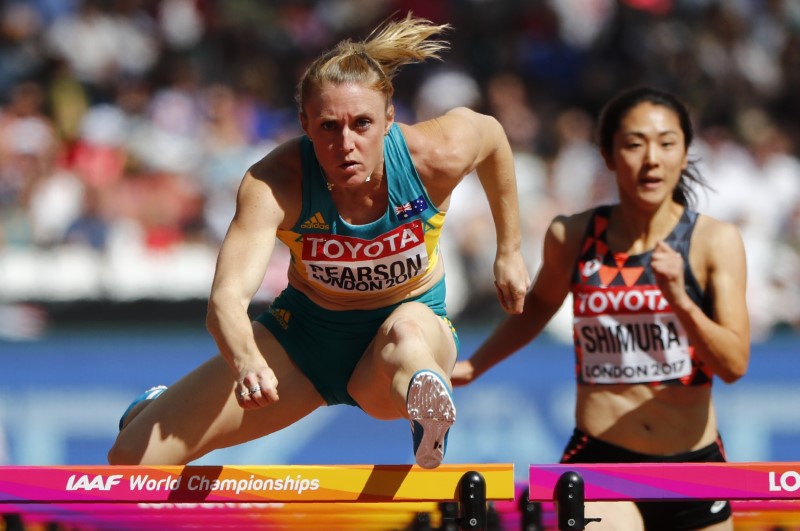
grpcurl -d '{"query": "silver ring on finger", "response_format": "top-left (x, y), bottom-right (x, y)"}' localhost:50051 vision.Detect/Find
top-left (250, 385), bottom-right (261, 394)
top-left (238, 390), bottom-right (250, 398)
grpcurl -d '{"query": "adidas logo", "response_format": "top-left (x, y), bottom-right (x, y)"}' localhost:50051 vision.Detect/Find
top-left (300, 212), bottom-right (329, 230)
top-left (270, 308), bottom-right (291, 330)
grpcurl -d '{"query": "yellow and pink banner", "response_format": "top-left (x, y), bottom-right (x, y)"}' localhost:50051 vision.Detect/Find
top-left (0, 464), bottom-right (514, 504)
top-left (529, 462), bottom-right (800, 501)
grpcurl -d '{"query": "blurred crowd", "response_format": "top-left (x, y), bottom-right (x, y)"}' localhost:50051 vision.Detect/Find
top-left (0, 0), bottom-right (799, 341)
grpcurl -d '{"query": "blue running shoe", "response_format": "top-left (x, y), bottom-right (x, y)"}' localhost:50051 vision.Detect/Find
top-left (118, 385), bottom-right (167, 431)
top-left (406, 370), bottom-right (456, 469)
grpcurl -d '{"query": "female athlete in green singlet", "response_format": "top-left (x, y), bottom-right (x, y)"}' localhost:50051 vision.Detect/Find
top-left (109, 13), bottom-right (530, 470)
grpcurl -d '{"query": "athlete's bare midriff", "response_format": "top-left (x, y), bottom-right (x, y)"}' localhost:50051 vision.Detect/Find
top-left (576, 383), bottom-right (719, 455)
top-left (287, 258), bottom-right (446, 311)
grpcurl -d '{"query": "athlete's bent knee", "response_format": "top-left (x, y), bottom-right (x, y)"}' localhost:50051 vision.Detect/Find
top-left (382, 316), bottom-right (426, 346)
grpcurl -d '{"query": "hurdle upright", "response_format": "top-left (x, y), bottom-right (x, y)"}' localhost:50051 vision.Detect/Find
top-left (0, 463), bottom-right (515, 530)
top-left (528, 462), bottom-right (800, 530)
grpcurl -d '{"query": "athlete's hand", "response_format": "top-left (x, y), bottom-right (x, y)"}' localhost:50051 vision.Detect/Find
top-left (450, 360), bottom-right (475, 387)
top-left (493, 250), bottom-right (531, 315)
top-left (236, 359), bottom-right (279, 409)
top-left (651, 240), bottom-right (692, 311)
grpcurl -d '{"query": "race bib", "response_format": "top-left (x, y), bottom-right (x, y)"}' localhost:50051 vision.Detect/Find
top-left (575, 312), bottom-right (692, 384)
top-left (301, 220), bottom-right (428, 293)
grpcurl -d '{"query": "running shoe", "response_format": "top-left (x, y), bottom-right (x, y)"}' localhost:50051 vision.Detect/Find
top-left (406, 370), bottom-right (456, 469)
top-left (118, 385), bottom-right (167, 431)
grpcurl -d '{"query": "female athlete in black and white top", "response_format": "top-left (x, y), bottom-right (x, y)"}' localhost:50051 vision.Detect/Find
top-left (453, 86), bottom-right (750, 531)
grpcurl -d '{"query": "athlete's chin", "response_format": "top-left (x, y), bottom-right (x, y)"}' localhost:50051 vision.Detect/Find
top-left (342, 174), bottom-right (373, 188)
top-left (632, 193), bottom-right (670, 210)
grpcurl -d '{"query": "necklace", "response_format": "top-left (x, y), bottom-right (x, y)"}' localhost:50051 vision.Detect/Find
top-left (318, 164), bottom-right (334, 191)
top-left (320, 168), bottom-right (372, 191)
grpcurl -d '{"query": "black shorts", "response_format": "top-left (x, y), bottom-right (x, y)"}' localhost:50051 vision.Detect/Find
top-left (561, 428), bottom-right (732, 531)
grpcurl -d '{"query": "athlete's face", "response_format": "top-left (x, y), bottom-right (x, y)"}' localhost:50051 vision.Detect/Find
top-left (604, 102), bottom-right (688, 209)
top-left (301, 82), bottom-right (393, 189)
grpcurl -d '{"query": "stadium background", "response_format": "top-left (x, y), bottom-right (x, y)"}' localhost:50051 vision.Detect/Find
top-left (1, 0), bottom-right (799, 482)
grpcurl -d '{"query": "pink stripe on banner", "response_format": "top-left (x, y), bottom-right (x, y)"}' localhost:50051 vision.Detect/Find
top-left (528, 463), bottom-right (800, 501)
top-left (0, 464), bottom-right (514, 503)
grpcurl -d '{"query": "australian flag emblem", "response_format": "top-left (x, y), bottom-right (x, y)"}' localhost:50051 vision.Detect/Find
top-left (394, 195), bottom-right (429, 220)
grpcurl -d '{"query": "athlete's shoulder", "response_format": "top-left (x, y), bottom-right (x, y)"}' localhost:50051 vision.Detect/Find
top-left (398, 109), bottom-right (490, 166)
top-left (692, 212), bottom-right (743, 245)
top-left (238, 137), bottom-right (304, 226)
top-left (249, 136), bottom-right (302, 182)
top-left (394, 121), bottom-right (465, 194)
top-left (548, 208), bottom-right (596, 242)
top-left (245, 137), bottom-right (303, 196)
top-left (541, 209), bottom-right (596, 267)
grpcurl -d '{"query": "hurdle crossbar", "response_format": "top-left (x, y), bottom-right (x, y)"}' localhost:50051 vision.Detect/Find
top-left (1, 465), bottom-right (514, 531)
top-left (0, 464), bottom-right (514, 504)
top-left (529, 462), bottom-right (800, 502)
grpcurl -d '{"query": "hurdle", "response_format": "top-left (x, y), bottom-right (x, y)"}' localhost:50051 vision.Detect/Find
top-left (528, 462), bottom-right (800, 530)
top-left (0, 463), bottom-right (515, 530)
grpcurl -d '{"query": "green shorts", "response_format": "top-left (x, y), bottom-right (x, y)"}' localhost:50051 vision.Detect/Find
top-left (255, 278), bottom-right (459, 407)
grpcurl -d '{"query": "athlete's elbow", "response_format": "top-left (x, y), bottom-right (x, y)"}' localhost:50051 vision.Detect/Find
top-left (205, 313), bottom-right (218, 337)
top-left (718, 357), bottom-right (749, 384)
top-left (718, 372), bottom-right (742, 385)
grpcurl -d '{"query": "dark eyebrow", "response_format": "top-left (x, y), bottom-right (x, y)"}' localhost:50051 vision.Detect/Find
top-left (621, 130), bottom-right (680, 138)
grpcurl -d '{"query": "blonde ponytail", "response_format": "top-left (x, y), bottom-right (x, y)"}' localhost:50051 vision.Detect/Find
top-left (297, 13), bottom-right (451, 112)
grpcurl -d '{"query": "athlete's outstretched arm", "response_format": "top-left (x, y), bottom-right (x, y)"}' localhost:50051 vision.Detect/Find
top-left (452, 214), bottom-right (582, 385)
top-left (206, 144), bottom-right (297, 407)
top-left (467, 110), bottom-right (531, 315)
top-left (419, 107), bottom-right (531, 314)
